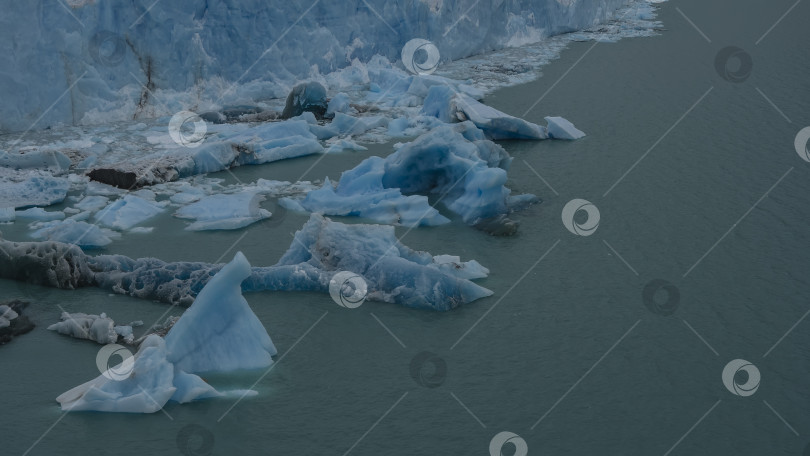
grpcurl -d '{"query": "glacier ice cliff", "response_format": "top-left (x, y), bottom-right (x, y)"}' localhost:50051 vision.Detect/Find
top-left (0, 0), bottom-right (629, 133)
top-left (0, 214), bottom-right (491, 310)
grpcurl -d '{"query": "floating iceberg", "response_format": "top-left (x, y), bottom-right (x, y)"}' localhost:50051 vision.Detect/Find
top-left (330, 113), bottom-right (389, 137)
top-left (186, 120), bottom-right (324, 176)
top-left (284, 122), bottom-right (536, 228)
top-left (56, 335), bottom-right (189, 413)
top-left (0, 149), bottom-right (71, 172)
top-left (422, 85), bottom-right (552, 140)
top-left (281, 82), bottom-right (328, 119)
top-left (256, 214), bottom-right (493, 310)
top-left (545, 116), bottom-right (586, 140)
top-left (454, 94), bottom-right (548, 140)
top-left (164, 252), bottom-right (277, 373)
top-left (47, 312), bottom-right (128, 345)
top-left (174, 192), bottom-right (271, 231)
top-left (94, 195), bottom-right (164, 231)
top-left (325, 139), bottom-right (368, 154)
top-left (0, 214), bottom-right (492, 310)
top-left (15, 207), bottom-right (65, 221)
top-left (56, 252), bottom-right (275, 413)
top-left (281, 174), bottom-right (450, 227)
top-left (0, 300), bottom-right (35, 344)
top-left (74, 195), bottom-right (109, 212)
top-left (30, 219), bottom-right (114, 249)
top-left (0, 169), bottom-right (70, 209)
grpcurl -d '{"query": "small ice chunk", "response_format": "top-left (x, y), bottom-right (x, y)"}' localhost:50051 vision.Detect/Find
top-left (30, 219), bottom-right (113, 248)
top-left (291, 111), bottom-right (318, 124)
top-left (48, 312), bottom-right (118, 344)
top-left (94, 195), bottom-right (164, 231)
top-left (0, 172), bottom-right (70, 208)
top-left (422, 86), bottom-right (548, 140)
top-left (0, 150), bottom-right (71, 172)
top-left (454, 93), bottom-right (548, 140)
top-left (308, 123), bottom-right (339, 140)
top-left (75, 195), bottom-right (109, 212)
top-left (171, 370), bottom-right (221, 403)
top-left (544, 116), bottom-right (586, 140)
top-left (56, 335), bottom-right (179, 413)
top-left (0, 305), bottom-right (19, 321)
top-left (331, 113), bottom-right (389, 136)
top-left (326, 139), bottom-right (368, 154)
top-left (114, 325), bottom-right (135, 344)
top-left (15, 207), bottom-right (65, 221)
top-left (325, 92), bottom-right (351, 118)
top-left (86, 181), bottom-right (125, 196)
top-left (174, 192), bottom-right (271, 231)
top-left (429, 255), bottom-right (490, 280)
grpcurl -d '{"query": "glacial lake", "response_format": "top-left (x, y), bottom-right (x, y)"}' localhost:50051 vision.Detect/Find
top-left (2, 1), bottom-right (809, 454)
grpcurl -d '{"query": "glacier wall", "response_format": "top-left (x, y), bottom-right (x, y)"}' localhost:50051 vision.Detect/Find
top-left (0, 0), bottom-right (628, 133)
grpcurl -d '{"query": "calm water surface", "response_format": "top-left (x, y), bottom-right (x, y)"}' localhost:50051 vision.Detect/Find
top-left (2, 0), bottom-right (810, 454)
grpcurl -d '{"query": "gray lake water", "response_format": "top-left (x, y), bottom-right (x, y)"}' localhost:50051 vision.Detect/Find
top-left (3, 0), bottom-right (810, 454)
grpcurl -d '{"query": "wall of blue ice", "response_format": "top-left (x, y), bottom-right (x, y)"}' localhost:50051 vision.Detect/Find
top-left (0, 0), bottom-right (628, 133)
